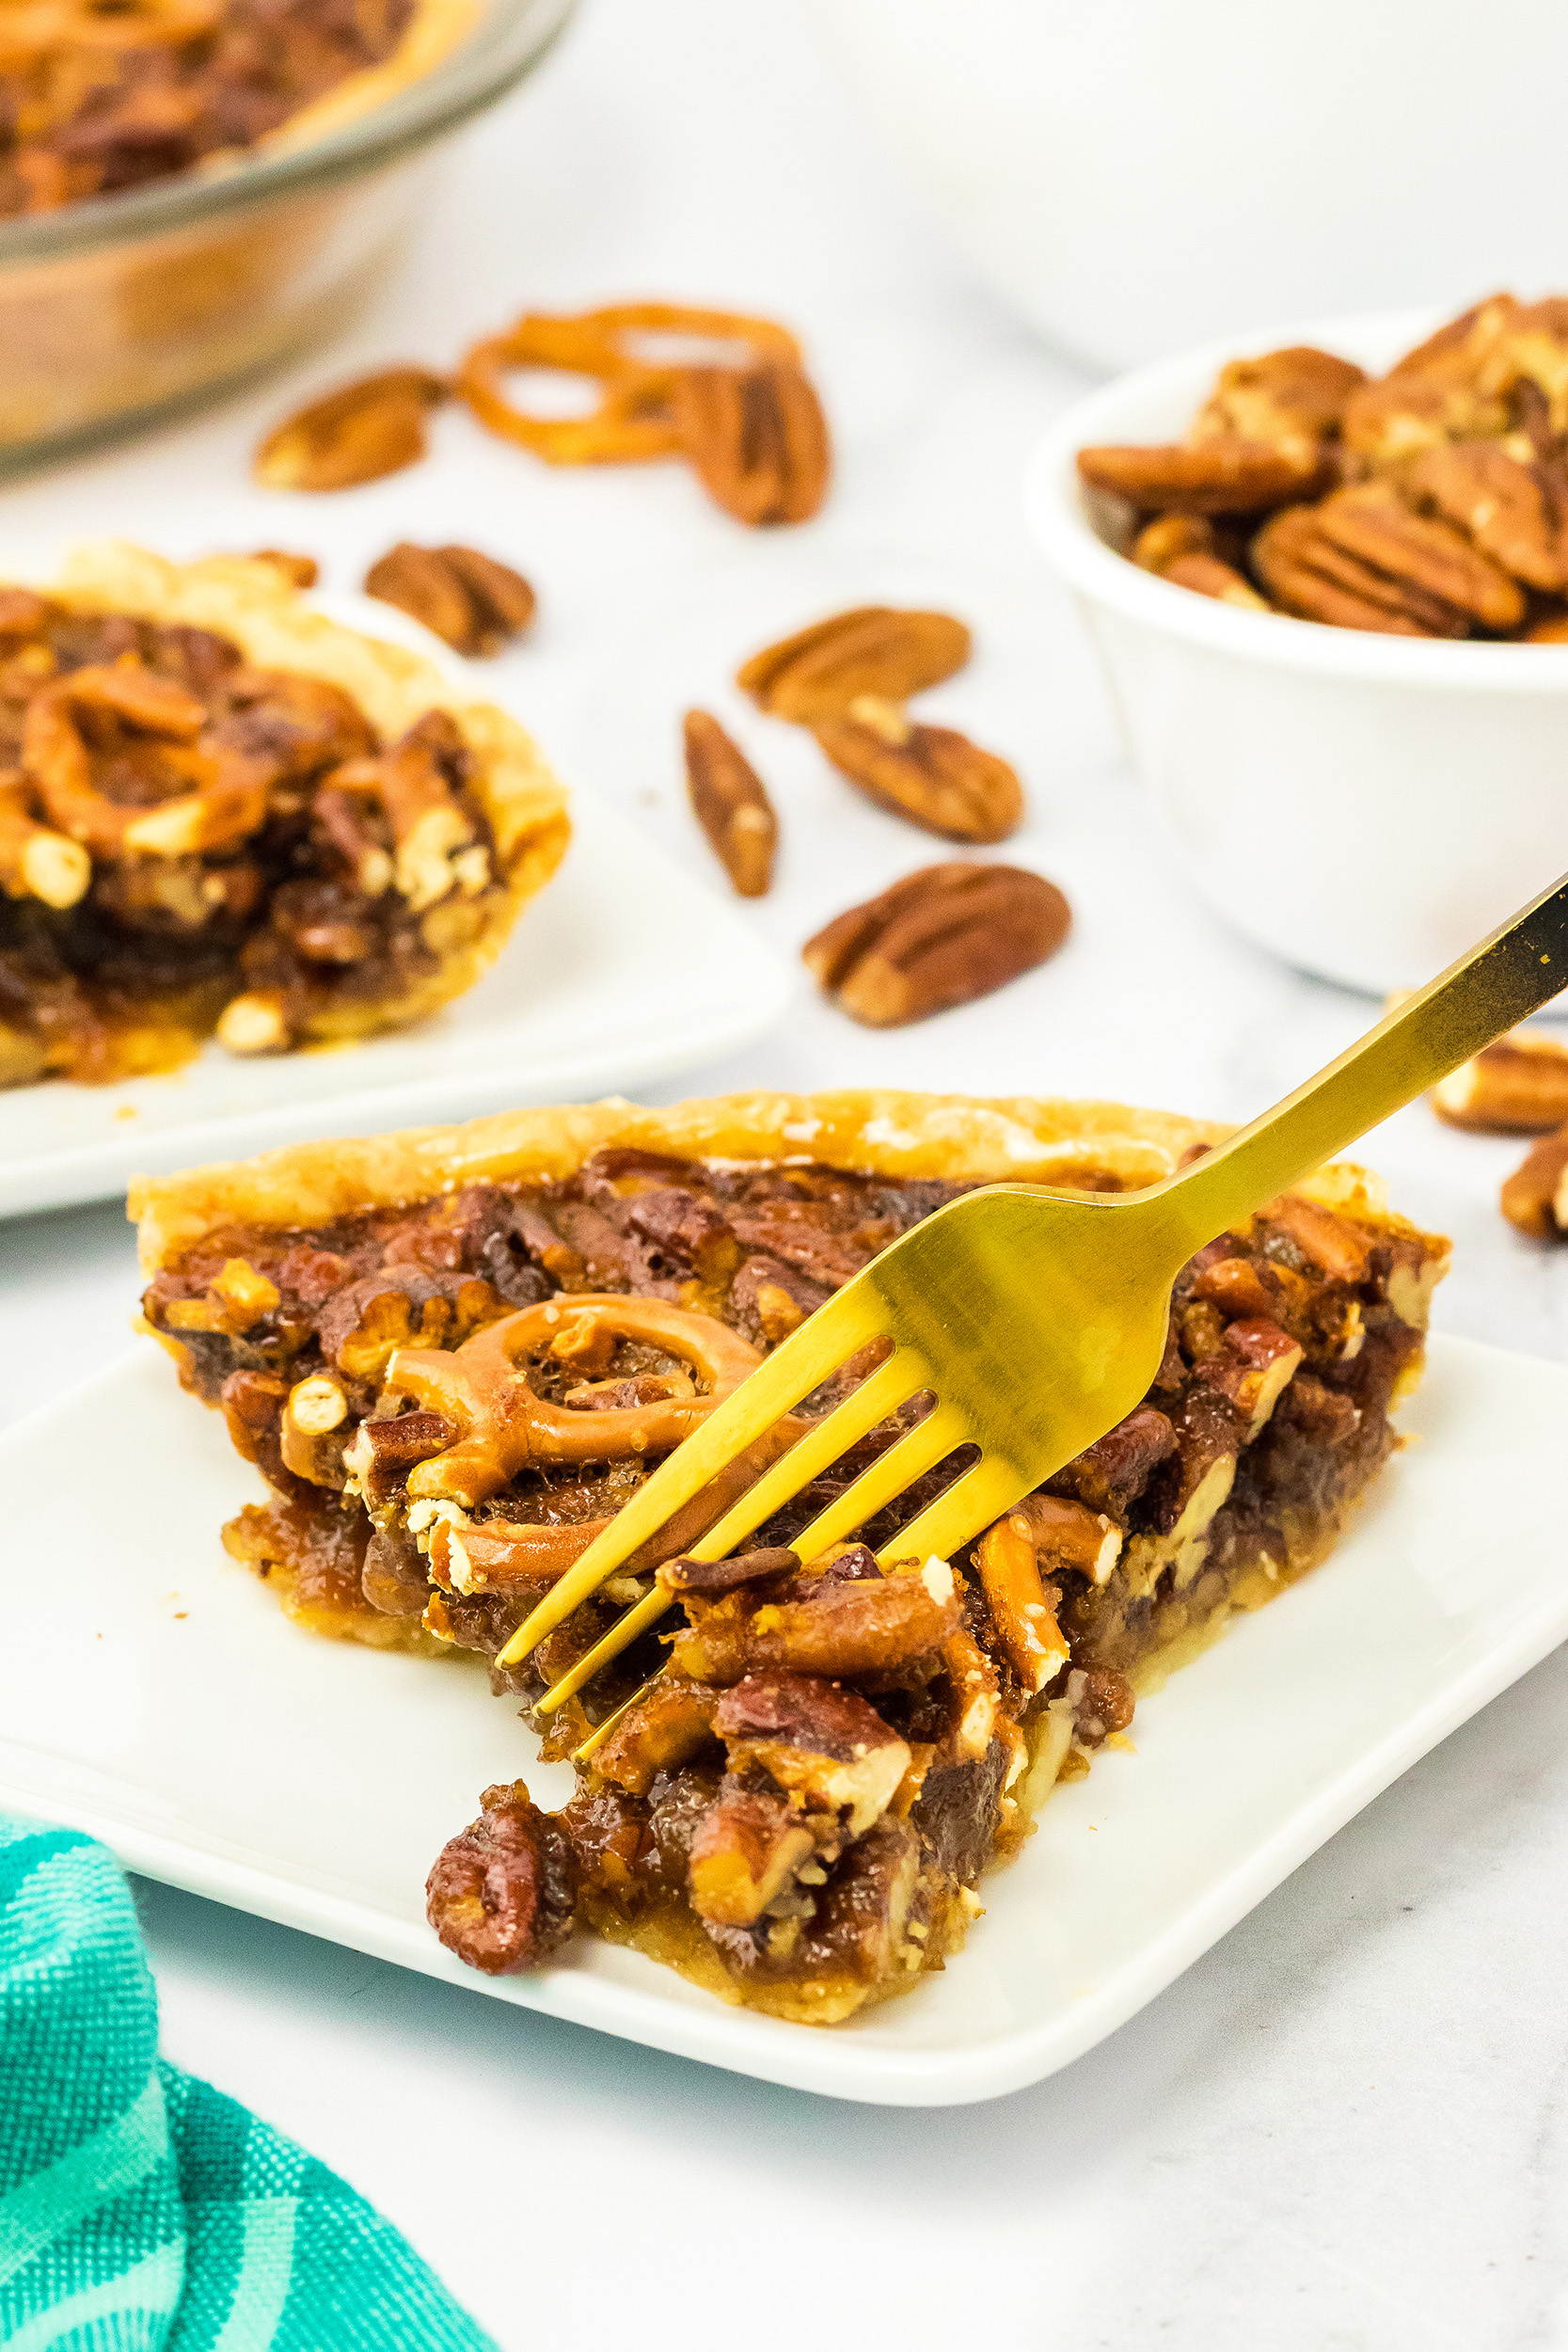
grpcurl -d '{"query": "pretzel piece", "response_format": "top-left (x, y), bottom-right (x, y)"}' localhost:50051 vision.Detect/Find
top-left (386, 1295), bottom-right (765, 1505)
top-left (0, 774), bottom-right (89, 907)
top-left (24, 659), bottom-right (270, 860)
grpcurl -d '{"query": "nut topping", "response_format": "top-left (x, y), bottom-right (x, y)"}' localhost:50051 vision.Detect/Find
top-left (1432, 1028), bottom-right (1568, 1133)
top-left (736, 607), bottom-right (971, 722)
top-left (425, 1780), bottom-right (578, 1975)
top-left (253, 368), bottom-right (448, 493)
top-left (682, 709), bottom-right (777, 896)
top-left (713, 1671), bottom-right (911, 1837)
top-left (364, 544), bottom-right (536, 657)
top-left (803, 861), bottom-right (1070, 1026)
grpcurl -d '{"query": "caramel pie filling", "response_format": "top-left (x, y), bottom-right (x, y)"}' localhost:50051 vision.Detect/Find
top-left (142, 1149), bottom-right (1449, 2023)
top-left (0, 591), bottom-right (502, 1085)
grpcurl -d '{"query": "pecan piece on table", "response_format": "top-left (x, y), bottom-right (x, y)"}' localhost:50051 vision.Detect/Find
top-left (1132, 515), bottom-right (1270, 610)
top-left (736, 606), bottom-right (972, 722)
top-left (1432, 1028), bottom-right (1568, 1134)
top-left (671, 361), bottom-right (830, 526)
top-left (426, 1780), bottom-right (578, 1974)
top-left (683, 709), bottom-right (777, 896)
top-left (802, 860), bottom-right (1069, 1026)
top-left (1501, 1128), bottom-right (1568, 1239)
top-left (812, 697), bottom-right (1022, 842)
top-left (364, 543), bottom-right (536, 657)
top-left (253, 367), bottom-right (448, 493)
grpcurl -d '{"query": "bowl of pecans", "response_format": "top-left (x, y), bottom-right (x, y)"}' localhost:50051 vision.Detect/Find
top-left (1028, 297), bottom-right (1568, 996)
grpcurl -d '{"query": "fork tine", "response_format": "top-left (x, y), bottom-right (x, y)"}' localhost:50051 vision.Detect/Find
top-left (529, 1349), bottom-right (926, 1712)
top-left (493, 1283), bottom-right (890, 1670)
top-left (879, 1451), bottom-right (1028, 1569)
top-left (784, 1397), bottom-right (974, 1563)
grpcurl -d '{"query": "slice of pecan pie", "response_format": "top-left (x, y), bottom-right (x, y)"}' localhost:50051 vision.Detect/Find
top-left (0, 543), bottom-right (568, 1087)
top-left (133, 1090), bottom-right (1449, 2025)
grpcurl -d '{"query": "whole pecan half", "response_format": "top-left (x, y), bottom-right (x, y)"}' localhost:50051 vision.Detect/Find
top-left (1251, 505), bottom-right (1459, 635)
top-left (1311, 483), bottom-right (1525, 632)
top-left (1190, 345), bottom-right (1366, 468)
top-left (736, 606), bottom-right (971, 722)
top-left (683, 708), bottom-right (777, 896)
top-left (803, 860), bottom-right (1069, 1025)
top-left (1403, 441), bottom-right (1567, 593)
top-left (671, 361), bottom-right (830, 526)
top-left (1501, 1128), bottom-right (1568, 1239)
top-left (253, 367), bottom-right (447, 493)
top-left (363, 543), bottom-right (536, 656)
top-left (812, 694), bottom-right (1022, 842)
top-left (1077, 438), bottom-right (1322, 516)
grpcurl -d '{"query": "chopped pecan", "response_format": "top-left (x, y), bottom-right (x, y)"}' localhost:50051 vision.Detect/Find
top-left (1051, 1405), bottom-right (1176, 1518)
top-left (1195, 1317), bottom-right (1303, 1439)
top-left (1077, 438), bottom-right (1322, 516)
top-left (803, 861), bottom-right (1069, 1027)
top-left (812, 703), bottom-right (1023, 841)
top-left (0, 777), bottom-right (88, 909)
top-left (1067, 1665), bottom-right (1135, 1747)
top-left (670, 361), bottom-right (830, 525)
top-left (364, 544), bottom-right (536, 657)
top-left (1259, 1193), bottom-right (1371, 1283)
top-left (683, 709), bottom-right (777, 896)
top-left (592, 1674), bottom-right (720, 1797)
top-left (246, 550), bottom-right (319, 588)
top-left (688, 1776), bottom-right (817, 1927)
top-left (425, 1780), bottom-right (578, 1974)
top-left (253, 368), bottom-right (447, 493)
top-left (1431, 1028), bottom-right (1568, 1133)
top-left (736, 607), bottom-right (971, 722)
top-left (1501, 1128), bottom-right (1568, 1238)
top-left (670, 1559), bottom-right (959, 1685)
top-left (713, 1671), bottom-right (911, 1836)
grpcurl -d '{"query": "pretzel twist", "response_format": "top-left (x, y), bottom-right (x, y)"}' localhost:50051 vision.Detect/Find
top-left (456, 303), bottom-right (802, 467)
top-left (24, 659), bottom-right (270, 861)
top-left (388, 1295), bottom-right (764, 1506)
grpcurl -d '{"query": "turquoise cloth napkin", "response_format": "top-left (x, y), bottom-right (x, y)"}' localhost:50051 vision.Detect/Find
top-left (1, 1814), bottom-right (497, 2351)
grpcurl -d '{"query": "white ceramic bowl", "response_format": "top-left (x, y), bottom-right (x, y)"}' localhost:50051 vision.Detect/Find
top-left (1027, 308), bottom-right (1568, 997)
top-left (809, 0), bottom-right (1568, 373)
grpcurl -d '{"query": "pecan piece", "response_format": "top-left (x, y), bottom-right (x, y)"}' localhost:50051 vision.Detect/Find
top-left (671, 361), bottom-right (830, 525)
top-left (1077, 438), bottom-right (1321, 516)
top-left (1312, 484), bottom-right (1525, 633)
top-left (1191, 345), bottom-right (1366, 465)
top-left (1432, 1029), bottom-right (1568, 1134)
top-left (425, 1780), bottom-right (578, 1974)
top-left (253, 367), bottom-right (447, 493)
top-left (803, 861), bottom-right (1069, 1027)
top-left (1404, 442), bottom-right (1567, 594)
top-left (1132, 514), bottom-right (1270, 610)
top-left (1250, 504), bottom-right (1457, 636)
top-left (246, 549), bottom-right (319, 587)
top-left (736, 606), bottom-right (971, 722)
top-left (688, 1777), bottom-right (818, 1928)
top-left (1501, 1129), bottom-right (1568, 1239)
top-left (671, 1559), bottom-right (959, 1684)
top-left (812, 699), bottom-right (1022, 842)
top-left (365, 543), bottom-right (536, 657)
top-left (713, 1671), bottom-right (911, 1836)
top-left (682, 709), bottom-right (777, 896)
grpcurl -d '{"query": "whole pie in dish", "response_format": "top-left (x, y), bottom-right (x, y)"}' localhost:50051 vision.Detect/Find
top-left (133, 1089), bottom-right (1449, 2024)
top-left (0, 542), bottom-right (568, 1088)
top-left (0, 0), bottom-right (478, 216)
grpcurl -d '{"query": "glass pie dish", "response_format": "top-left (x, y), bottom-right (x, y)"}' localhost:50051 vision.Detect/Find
top-left (0, 0), bottom-right (575, 466)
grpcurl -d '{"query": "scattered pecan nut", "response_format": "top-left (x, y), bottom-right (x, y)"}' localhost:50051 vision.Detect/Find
top-left (253, 367), bottom-right (447, 493)
top-left (672, 362), bottom-right (830, 526)
top-left (802, 860), bottom-right (1070, 1026)
top-left (364, 543), bottom-right (536, 657)
top-left (736, 606), bottom-right (971, 722)
top-left (811, 697), bottom-right (1022, 842)
top-left (683, 709), bottom-right (777, 896)
top-left (1501, 1127), bottom-right (1568, 1238)
top-left (1431, 1028), bottom-right (1568, 1133)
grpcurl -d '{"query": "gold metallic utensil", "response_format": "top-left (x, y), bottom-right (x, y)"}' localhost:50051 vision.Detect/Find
top-left (497, 867), bottom-right (1568, 1752)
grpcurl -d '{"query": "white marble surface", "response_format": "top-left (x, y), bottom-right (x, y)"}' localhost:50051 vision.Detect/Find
top-left (3, 2), bottom-right (1566, 2343)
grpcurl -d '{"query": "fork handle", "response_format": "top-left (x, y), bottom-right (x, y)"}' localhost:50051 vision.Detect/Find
top-left (1152, 866), bottom-right (1568, 1261)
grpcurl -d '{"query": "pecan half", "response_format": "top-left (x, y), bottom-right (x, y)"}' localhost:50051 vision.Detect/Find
top-left (1501, 1128), bottom-right (1568, 1239)
top-left (425, 1779), bottom-right (578, 1974)
top-left (245, 549), bottom-right (319, 587)
top-left (364, 543), bottom-right (536, 657)
top-left (812, 697), bottom-right (1022, 842)
top-left (671, 362), bottom-right (830, 526)
top-left (1132, 514), bottom-right (1269, 610)
top-left (1077, 438), bottom-right (1321, 516)
top-left (683, 709), bottom-right (777, 896)
top-left (1403, 441), bottom-right (1567, 594)
top-left (1250, 505), bottom-right (1457, 636)
top-left (736, 606), bottom-right (971, 722)
top-left (1432, 1029), bottom-right (1568, 1134)
top-left (1191, 345), bottom-right (1366, 467)
top-left (253, 367), bottom-right (447, 493)
top-left (803, 861), bottom-right (1070, 1026)
top-left (1311, 484), bottom-right (1525, 632)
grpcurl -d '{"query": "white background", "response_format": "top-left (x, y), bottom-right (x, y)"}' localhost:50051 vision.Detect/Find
top-left (4, 2), bottom-right (1568, 2344)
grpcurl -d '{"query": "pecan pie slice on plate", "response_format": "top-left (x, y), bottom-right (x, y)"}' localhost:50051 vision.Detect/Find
top-left (0, 543), bottom-right (569, 1089)
top-left (133, 1089), bottom-right (1449, 2026)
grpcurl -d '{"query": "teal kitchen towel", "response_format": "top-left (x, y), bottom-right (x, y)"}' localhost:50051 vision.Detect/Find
top-left (1, 1814), bottom-right (497, 2350)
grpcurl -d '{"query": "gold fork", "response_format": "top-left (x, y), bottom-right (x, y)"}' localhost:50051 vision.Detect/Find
top-left (498, 867), bottom-right (1568, 1753)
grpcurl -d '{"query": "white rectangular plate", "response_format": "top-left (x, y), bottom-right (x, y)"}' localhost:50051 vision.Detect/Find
top-left (3, 1332), bottom-right (1564, 2105)
top-left (0, 803), bottom-right (792, 1220)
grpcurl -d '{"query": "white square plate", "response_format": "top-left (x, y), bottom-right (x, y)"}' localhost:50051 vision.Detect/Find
top-left (3, 1331), bottom-right (1564, 2106)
